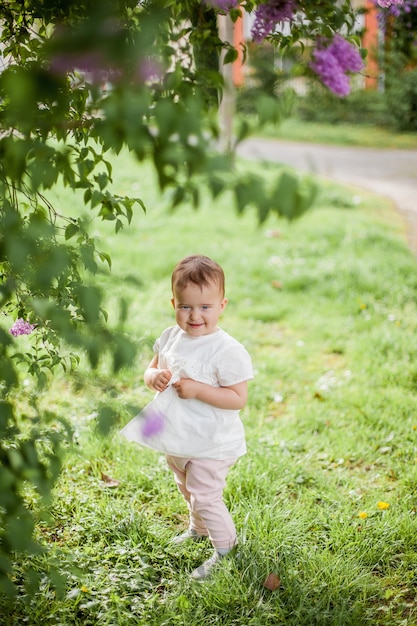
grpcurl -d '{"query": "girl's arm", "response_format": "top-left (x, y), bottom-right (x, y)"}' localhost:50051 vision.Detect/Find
top-left (172, 379), bottom-right (248, 410)
top-left (144, 355), bottom-right (172, 392)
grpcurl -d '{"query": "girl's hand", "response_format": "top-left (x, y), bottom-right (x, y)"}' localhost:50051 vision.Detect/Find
top-left (151, 369), bottom-right (172, 392)
top-left (173, 378), bottom-right (248, 409)
top-left (173, 378), bottom-right (199, 399)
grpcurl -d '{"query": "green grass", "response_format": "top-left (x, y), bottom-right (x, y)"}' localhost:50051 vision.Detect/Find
top-left (2, 152), bottom-right (417, 625)
top-left (254, 117), bottom-right (417, 150)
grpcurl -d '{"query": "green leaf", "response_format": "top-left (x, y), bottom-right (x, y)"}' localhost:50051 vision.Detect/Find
top-left (235, 119), bottom-right (251, 145)
top-left (0, 467), bottom-right (16, 492)
top-left (234, 175), bottom-right (265, 214)
top-left (80, 244), bottom-right (98, 273)
top-left (293, 178), bottom-right (318, 220)
top-left (118, 298), bottom-right (128, 324)
top-left (270, 171), bottom-right (317, 220)
top-left (7, 449), bottom-right (23, 472)
top-left (121, 198), bottom-right (133, 223)
top-left (65, 223), bottom-right (79, 240)
top-left (97, 406), bottom-right (116, 435)
top-left (208, 176), bottom-right (226, 199)
top-left (0, 401), bottom-right (13, 434)
top-left (0, 573), bottom-right (16, 598)
top-left (136, 198), bottom-right (147, 214)
top-left (271, 170), bottom-right (298, 219)
top-left (112, 335), bottom-right (136, 371)
top-left (95, 173), bottom-right (110, 191)
top-left (75, 285), bottom-right (102, 323)
top-left (91, 190), bottom-right (104, 209)
top-left (172, 186), bottom-right (186, 208)
top-left (5, 516), bottom-right (35, 552)
top-left (256, 95), bottom-right (280, 125)
top-left (224, 47), bottom-right (239, 65)
top-left (97, 251), bottom-right (112, 269)
top-left (0, 359), bottom-right (18, 391)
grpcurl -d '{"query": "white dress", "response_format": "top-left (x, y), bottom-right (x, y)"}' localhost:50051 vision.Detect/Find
top-left (120, 325), bottom-right (254, 460)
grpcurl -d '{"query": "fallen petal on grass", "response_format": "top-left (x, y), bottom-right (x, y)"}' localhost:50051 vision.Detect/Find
top-left (100, 472), bottom-right (120, 488)
top-left (265, 229), bottom-right (282, 238)
top-left (263, 573), bottom-right (281, 591)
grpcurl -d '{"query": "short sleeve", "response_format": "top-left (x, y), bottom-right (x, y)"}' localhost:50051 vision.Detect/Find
top-left (152, 326), bottom-right (177, 355)
top-left (216, 344), bottom-right (254, 387)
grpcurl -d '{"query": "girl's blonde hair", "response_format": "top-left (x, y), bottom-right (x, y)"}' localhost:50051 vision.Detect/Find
top-left (171, 255), bottom-right (225, 297)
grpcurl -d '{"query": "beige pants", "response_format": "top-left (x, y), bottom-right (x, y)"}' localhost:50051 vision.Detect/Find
top-left (166, 455), bottom-right (238, 551)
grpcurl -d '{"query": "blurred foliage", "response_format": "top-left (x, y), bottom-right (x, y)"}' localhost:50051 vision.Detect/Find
top-left (0, 0), bottom-right (363, 596)
top-left (236, 43), bottom-right (297, 121)
top-left (383, 4), bottom-right (417, 131)
top-left (295, 83), bottom-right (391, 126)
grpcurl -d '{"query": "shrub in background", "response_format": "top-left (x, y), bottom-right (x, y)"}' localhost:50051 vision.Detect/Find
top-left (295, 82), bottom-right (390, 127)
top-left (379, 0), bottom-right (417, 131)
top-left (385, 67), bottom-right (417, 131)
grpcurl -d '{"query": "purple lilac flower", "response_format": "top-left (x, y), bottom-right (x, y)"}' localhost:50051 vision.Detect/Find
top-left (310, 36), bottom-right (363, 97)
top-left (9, 318), bottom-right (36, 337)
top-left (377, 0), bottom-right (404, 7)
top-left (50, 51), bottom-right (121, 84)
top-left (251, 0), bottom-right (298, 44)
top-left (140, 409), bottom-right (165, 438)
top-left (136, 59), bottom-right (163, 83)
top-left (204, 0), bottom-right (239, 11)
top-left (327, 34), bottom-right (364, 73)
top-left (310, 47), bottom-right (351, 96)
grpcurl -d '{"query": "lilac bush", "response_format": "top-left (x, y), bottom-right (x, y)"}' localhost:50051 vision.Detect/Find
top-left (251, 0), bottom-right (298, 44)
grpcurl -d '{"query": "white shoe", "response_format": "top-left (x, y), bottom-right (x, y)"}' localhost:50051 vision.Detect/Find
top-left (171, 528), bottom-right (208, 545)
top-left (190, 551), bottom-right (224, 580)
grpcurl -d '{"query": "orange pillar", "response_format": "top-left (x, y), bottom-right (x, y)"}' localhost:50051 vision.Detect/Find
top-left (232, 12), bottom-right (244, 87)
top-left (363, 0), bottom-right (379, 90)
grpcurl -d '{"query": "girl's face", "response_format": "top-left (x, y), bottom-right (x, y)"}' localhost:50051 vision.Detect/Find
top-left (171, 281), bottom-right (227, 337)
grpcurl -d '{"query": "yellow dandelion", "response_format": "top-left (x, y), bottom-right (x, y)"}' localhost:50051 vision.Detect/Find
top-left (80, 585), bottom-right (89, 593)
top-left (358, 511), bottom-right (368, 519)
top-left (377, 501), bottom-right (390, 510)
top-left (360, 303), bottom-right (367, 310)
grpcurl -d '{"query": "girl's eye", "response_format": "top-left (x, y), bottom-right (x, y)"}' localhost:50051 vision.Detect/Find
top-left (202, 305), bottom-right (210, 310)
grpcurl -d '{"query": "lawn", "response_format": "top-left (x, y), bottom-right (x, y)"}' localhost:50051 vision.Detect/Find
top-left (2, 150), bottom-right (417, 625)
top-left (253, 117), bottom-right (417, 150)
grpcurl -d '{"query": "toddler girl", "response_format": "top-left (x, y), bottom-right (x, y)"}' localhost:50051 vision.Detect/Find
top-left (121, 255), bottom-right (253, 580)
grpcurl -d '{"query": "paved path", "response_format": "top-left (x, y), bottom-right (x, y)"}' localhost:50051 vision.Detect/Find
top-left (237, 137), bottom-right (417, 255)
